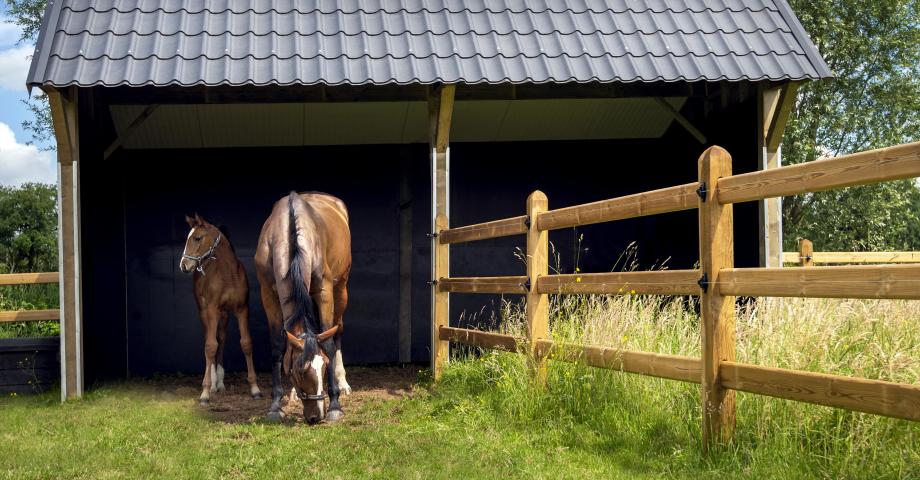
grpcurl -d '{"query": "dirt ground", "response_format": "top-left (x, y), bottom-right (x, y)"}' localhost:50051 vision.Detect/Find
top-left (147, 365), bottom-right (422, 424)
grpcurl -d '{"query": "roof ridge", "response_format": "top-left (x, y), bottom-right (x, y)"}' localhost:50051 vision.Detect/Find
top-left (63, 5), bottom-right (780, 16)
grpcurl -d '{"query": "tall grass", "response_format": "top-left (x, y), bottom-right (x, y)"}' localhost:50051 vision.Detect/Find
top-left (438, 293), bottom-right (920, 478)
top-left (0, 284), bottom-right (59, 338)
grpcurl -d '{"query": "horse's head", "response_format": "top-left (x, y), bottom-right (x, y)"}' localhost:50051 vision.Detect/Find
top-left (284, 319), bottom-right (338, 425)
top-left (180, 214), bottom-right (221, 274)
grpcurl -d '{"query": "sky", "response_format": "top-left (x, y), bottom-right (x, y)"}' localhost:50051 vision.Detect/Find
top-left (0, 16), bottom-right (56, 187)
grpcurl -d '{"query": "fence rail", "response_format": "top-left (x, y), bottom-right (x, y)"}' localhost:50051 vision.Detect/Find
top-left (431, 140), bottom-right (920, 452)
top-left (536, 182), bottom-right (700, 231)
top-left (0, 273), bottom-right (60, 323)
top-left (783, 238), bottom-right (920, 266)
top-left (535, 270), bottom-right (701, 296)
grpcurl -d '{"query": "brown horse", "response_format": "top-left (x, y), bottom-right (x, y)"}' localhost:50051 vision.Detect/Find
top-left (255, 192), bottom-right (352, 424)
top-left (179, 214), bottom-right (261, 405)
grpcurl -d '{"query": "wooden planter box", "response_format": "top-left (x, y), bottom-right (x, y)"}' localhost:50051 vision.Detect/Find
top-left (0, 337), bottom-right (59, 394)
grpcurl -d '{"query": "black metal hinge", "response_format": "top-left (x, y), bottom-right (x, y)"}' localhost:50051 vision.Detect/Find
top-left (696, 182), bottom-right (708, 201)
top-left (698, 273), bottom-right (709, 293)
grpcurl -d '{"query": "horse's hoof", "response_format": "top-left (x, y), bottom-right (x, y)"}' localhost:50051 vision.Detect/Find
top-left (325, 409), bottom-right (344, 423)
top-left (265, 411), bottom-right (282, 422)
top-left (251, 392), bottom-right (263, 400)
top-left (199, 398), bottom-right (209, 407)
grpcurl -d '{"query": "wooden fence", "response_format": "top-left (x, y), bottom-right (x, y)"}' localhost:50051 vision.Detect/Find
top-left (784, 238), bottom-right (920, 267)
top-left (0, 273), bottom-right (60, 323)
top-left (432, 141), bottom-right (920, 451)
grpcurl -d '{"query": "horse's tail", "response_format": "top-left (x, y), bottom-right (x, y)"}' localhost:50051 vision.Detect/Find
top-left (285, 191), bottom-right (319, 337)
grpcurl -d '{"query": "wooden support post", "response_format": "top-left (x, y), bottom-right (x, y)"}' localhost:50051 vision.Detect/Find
top-left (432, 214), bottom-right (450, 379)
top-left (698, 146), bottom-right (736, 450)
top-left (429, 84), bottom-right (455, 379)
top-left (526, 191), bottom-right (549, 382)
top-left (798, 238), bottom-right (814, 267)
top-left (48, 87), bottom-right (82, 401)
top-left (758, 83), bottom-right (799, 267)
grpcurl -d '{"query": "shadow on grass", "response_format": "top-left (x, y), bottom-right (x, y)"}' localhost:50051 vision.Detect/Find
top-left (114, 365), bottom-right (424, 425)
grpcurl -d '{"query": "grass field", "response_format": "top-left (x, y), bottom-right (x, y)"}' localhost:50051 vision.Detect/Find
top-left (1, 296), bottom-right (918, 479)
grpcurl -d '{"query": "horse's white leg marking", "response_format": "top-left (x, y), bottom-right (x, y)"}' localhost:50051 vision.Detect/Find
top-left (209, 364), bottom-right (218, 393)
top-left (215, 364), bottom-right (225, 392)
top-left (334, 350), bottom-right (351, 395)
top-left (312, 355), bottom-right (325, 418)
top-left (290, 387), bottom-right (298, 404)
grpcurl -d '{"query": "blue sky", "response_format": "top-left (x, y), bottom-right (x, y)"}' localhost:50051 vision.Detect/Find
top-left (0, 15), bottom-right (56, 187)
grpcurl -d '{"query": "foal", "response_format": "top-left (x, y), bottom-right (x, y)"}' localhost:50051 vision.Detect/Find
top-left (179, 214), bottom-right (261, 405)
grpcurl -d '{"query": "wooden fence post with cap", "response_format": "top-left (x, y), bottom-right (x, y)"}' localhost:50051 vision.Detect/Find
top-left (525, 191), bottom-right (549, 383)
top-left (798, 238), bottom-right (814, 267)
top-left (697, 146), bottom-right (736, 450)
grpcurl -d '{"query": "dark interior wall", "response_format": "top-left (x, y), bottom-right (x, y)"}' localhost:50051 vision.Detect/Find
top-left (447, 93), bottom-right (760, 325)
top-left (81, 144), bottom-right (431, 378)
top-left (78, 90), bottom-right (759, 380)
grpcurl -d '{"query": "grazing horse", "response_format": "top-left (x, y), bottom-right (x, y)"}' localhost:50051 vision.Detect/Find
top-left (255, 192), bottom-right (352, 424)
top-left (179, 214), bottom-right (261, 405)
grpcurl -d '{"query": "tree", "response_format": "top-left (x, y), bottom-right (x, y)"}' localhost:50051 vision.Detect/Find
top-left (4, 0), bottom-right (53, 150)
top-left (0, 183), bottom-right (58, 273)
top-left (783, 0), bottom-right (920, 251)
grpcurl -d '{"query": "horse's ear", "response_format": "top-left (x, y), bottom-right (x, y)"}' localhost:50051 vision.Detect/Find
top-left (185, 214), bottom-right (197, 228)
top-left (193, 213), bottom-right (204, 225)
top-left (284, 317), bottom-right (306, 350)
top-left (285, 331), bottom-right (305, 350)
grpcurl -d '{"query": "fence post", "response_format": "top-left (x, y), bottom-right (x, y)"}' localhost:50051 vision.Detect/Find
top-left (798, 238), bottom-right (814, 267)
top-left (697, 146), bottom-right (736, 450)
top-left (432, 214), bottom-right (450, 380)
top-left (526, 191), bottom-right (549, 382)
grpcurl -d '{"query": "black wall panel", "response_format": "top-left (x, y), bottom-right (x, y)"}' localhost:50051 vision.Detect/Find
top-left (79, 94), bottom-right (759, 378)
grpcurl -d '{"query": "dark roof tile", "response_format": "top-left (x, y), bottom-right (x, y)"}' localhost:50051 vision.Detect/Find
top-left (28, 0), bottom-right (831, 88)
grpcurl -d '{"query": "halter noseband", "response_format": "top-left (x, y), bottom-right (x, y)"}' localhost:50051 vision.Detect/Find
top-left (183, 231), bottom-right (222, 275)
top-left (298, 390), bottom-right (326, 402)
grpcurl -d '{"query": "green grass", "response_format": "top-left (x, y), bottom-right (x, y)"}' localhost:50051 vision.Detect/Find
top-left (1, 295), bottom-right (918, 479)
top-left (0, 283), bottom-right (59, 338)
top-left (1, 377), bottom-right (673, 479)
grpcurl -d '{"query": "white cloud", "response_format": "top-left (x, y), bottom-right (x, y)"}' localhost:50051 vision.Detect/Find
top-left (0, 19), bottom-right (25, 45)
top-left (0, 121), bottom-right (55, 186)
top-left (0, 44), bottom-right (34, 91)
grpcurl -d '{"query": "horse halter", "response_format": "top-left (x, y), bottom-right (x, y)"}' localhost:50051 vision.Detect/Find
top-left (183, 231), bottom-right (222, 275)
top-left (287, 324), bottom-right (339, 402)
top-left (298, 390), bottom-right (326, 402)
